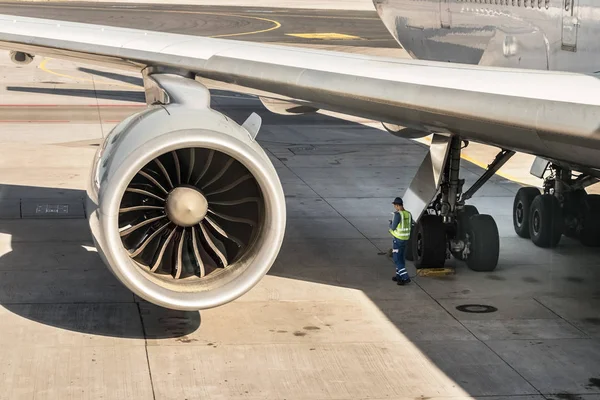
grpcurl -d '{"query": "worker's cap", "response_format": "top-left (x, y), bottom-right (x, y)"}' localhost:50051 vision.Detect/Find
top-left (392, 197), bottom-right (403, 205)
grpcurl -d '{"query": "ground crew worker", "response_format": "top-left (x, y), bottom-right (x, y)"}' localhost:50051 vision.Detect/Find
top-left (389, 197), bottom-right (412, 285)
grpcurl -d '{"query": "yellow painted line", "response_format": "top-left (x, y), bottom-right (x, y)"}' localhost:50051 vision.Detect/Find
top-left (286, 33), bottom-right (363, 40)
top-left (7, 3), bottom-right (379, 21)
top-left (461, 152), bottom-right (520, 183)
top-left (419, 135), bottom-right (521, 183)
top-left (416, 268), bottom-right (455, 277)
top-left (207, 13), bottom-right (281, 38)
top-left (250, 14), bottom-right (380, 21)
top-left (37, 9), bottom-right (281, 84)
top-left (37, 7), bottom-right (282, 82)
top-left (14, 4), bottom-right (281, 39)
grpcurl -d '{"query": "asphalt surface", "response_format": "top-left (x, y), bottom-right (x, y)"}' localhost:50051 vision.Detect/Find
top-left (1, 3), bottom-right (600, 399)
top-left (0, 97), bottom-right (373, 125)
top-left (0, 2), bottom-right (399, 47)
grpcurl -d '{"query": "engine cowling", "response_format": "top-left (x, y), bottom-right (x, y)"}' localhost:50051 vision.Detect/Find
top-left (87, 104), bottom-right (286, 311)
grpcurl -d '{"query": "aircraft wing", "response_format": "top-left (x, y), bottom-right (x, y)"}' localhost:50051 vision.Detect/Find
top-left (1, 14), bottom-right (600, 169)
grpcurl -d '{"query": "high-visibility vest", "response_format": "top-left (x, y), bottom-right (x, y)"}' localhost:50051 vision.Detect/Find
top-left (389, 210), bottom-right (412, 240)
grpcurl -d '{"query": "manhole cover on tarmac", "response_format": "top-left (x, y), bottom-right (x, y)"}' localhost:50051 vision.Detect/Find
top-left (455, 304), bottom-right (498, 313)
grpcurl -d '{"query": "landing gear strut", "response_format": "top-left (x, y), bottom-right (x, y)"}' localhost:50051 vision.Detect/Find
top-left (512, 159), bottom-right (600, 248)
top-left (403, 134), bottom-right (514, 272)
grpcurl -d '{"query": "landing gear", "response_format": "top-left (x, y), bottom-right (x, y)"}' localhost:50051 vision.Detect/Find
top-left (413, 215), bottom-right (446, 268)
top-left (580, 195), bottom-right (600, 246)
top-left (452, 205), bottom-right (478, 261)
top-left (529, 194), bottom-right (563, 248)
top-left (513, 187), bottom-right (540, 238)
top-left (466, 215), bottom-right (499, 272)
top-left (402, 133), bottom-right (514, 272)
top-left (512, 159), bottom-right (600, 248)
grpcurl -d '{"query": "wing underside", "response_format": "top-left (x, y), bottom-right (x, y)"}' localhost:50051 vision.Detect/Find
top-left (1, 14), bottom-right (600, 169)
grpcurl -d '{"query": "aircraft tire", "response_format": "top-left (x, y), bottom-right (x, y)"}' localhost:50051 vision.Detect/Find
top-left (466, 214), bottom-right (499, 272)
top-left (412, 215), bottom-right (446, 269)
top-left (529, 194), bottom-right (563, 248)
top-left (562, 189), bottom-right (586, 238)
top-left (580, 194), bottom-right (600, 247)
top-left (405, 221), bottom-right (416, 261)
top-left (513, 187), bottom-right (541, 238)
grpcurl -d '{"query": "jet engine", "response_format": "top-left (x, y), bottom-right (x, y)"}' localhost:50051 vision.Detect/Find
top-left (87, 91), bottom-right (286, 311)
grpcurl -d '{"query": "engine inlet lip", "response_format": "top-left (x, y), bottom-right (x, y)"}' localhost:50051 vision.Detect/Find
top-left (100, 128), bottom-right (286, 310)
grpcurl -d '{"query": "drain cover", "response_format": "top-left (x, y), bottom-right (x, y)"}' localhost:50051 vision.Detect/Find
top-left (35, 204), bottom-right (70, 215)
top-left (21, 198), bottom-right (85, 219)
top-left (456, 304), bottom-right (498, 313)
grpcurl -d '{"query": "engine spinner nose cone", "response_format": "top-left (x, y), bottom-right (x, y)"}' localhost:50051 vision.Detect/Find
top-left (165, 187), bottom-right (208, 227)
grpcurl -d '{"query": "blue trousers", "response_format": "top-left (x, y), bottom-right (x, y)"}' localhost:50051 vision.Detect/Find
top-left (392, 238), bottom-right (409, 280)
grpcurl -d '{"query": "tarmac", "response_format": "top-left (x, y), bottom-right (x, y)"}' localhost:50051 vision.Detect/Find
top-left (0, 3), bottom-right (599, 400)
top-left (2, 0), bottom-right (376, 10)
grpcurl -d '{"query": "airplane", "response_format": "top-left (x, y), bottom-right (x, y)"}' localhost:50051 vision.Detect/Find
top-left (0, 0), bottom-right (599, 311)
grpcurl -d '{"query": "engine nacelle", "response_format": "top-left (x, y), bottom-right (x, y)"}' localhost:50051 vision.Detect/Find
top-left (87, 104), bottom-right (286, 311)
top-left (9, 51), bottom-right (34, 65)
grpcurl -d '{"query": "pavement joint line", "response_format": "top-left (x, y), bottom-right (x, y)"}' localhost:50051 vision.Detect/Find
top-left (532, 297), bottom-right (590, 338)
top-left (265, 148), bottom-right (421, 280)
top-left (412, 281), bottom-right (545, 397)
top-left (136, 301), bottom-right (157, 400)
top-left (90, 75), bottom-right (106, 137)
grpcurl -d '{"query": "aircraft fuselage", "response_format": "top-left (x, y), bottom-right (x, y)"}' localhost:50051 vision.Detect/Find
top-left (374, 0), bottom-right (600, 73)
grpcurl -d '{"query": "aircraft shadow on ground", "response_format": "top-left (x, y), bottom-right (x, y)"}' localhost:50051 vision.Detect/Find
top-left (6, 86), bottom-right (146, 103)
top-left (77, 67), bottom-right (144, 87)
top-left (1, 180), bottom-right (598, 396)
top-left (0, 184), bottom-right (200, 339)
top-left (3, 81), bottom-right (599, 397)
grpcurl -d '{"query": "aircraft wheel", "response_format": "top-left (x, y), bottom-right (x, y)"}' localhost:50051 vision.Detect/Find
top-left (513, 187), bottom-right (541, 238)
top-left (529, 194), bottom-right (563, 248)
top-left (466, 214), bottom-right (499, 272)
top-left (453, 205), bottom-right (479, 261)
top-left (563, 189), bottom-right (586, 238)
top-left (405, 221), bottom-right (416, 261)
top-left (580, 194), bottom-right (600, 247)
top-left (413, 215), bottom-right (446, 269)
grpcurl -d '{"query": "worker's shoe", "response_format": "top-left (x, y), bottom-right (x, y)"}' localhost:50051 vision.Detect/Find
top-left (396, 277), bottom-right (411, 286)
